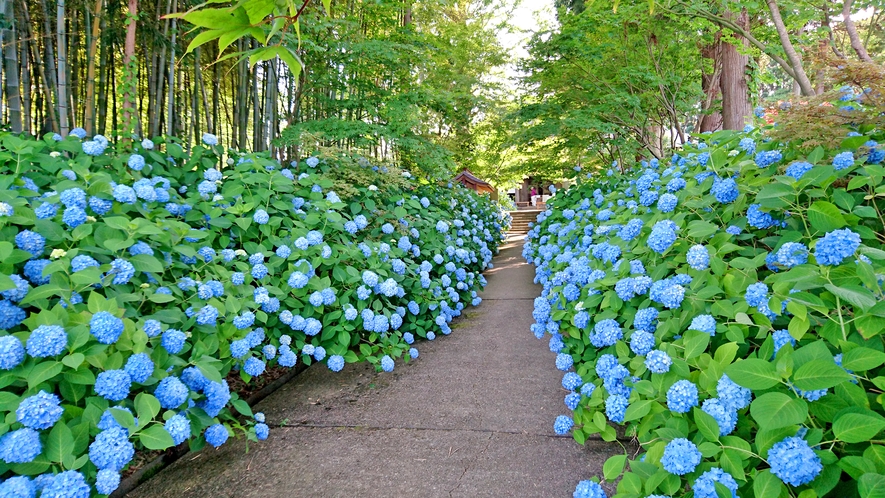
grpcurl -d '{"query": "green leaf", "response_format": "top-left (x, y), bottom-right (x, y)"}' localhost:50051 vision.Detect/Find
top-left (603, 454), bottom-right (627, 480)
top-left (807, 201), bottom-right (847, 233)
top-left (826, 283), bottom-right (876, 310)
top-left (750, 392), bottom-right (808, 430)
top-left (45, 422), bottom-right (74, 463)
top-left (859, 473), bottom-right (885, 498)
top-left (129, 254), bottom-right (165, 274)
top-left (29, 361), bottom-right (63, 389)
top-left (62, 353), bottom-right (85, 369)
top-left (694, 407), bottom-right (720, 442)
top-left (683, 330), bottom-right (711, 359)
top-left (138, 424), bottom-right (176, 450)
top-left (756, 183), bottom-right (793, 208)
top-left (624, 399), bottom-right (653, 422)
top-left (792, 359), bottom-right (851, 391)
top-left (754, 469), bottom-right (786, 498)
top-left (843, 347), bottom-right (885, 371)
top-left (135, 393), bottom-right (161, 427)
top-left (724, 359), bottom-right (781, 390)
top-left (834, 410), bottom-right (885, 443)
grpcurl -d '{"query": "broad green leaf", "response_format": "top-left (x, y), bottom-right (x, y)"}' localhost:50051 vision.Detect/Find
top-left (724, 359), bottom-right (781, 390)
top-left (859, 473), bottom-right (885, 498)
top-left (843, 347), bottom-right (885, 371)
top-left (750, 392), bottom-right (807, 430)
top-left (792, 359), bottom-right (851, 391)
top-left (603, 454), bottom-right (627, 480)
top-left (807, 201), bottom-right (847, 232)
top-left (138, 424), bottom-right (176, 450)
top-left (754, 469), bottom-right (786, 498)
top-left (825, 283), bottom-right (876, 310)
top-left (834, 411), bottom-right (885, 443)
top-left (45, 422), bottom-right (74, 463)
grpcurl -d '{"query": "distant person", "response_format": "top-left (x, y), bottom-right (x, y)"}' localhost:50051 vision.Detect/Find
top-left (530, 187), bottom-right (537, 206)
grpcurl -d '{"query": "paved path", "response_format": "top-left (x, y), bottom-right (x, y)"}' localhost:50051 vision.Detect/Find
top-left (129, 236), bottom-right (620, 498)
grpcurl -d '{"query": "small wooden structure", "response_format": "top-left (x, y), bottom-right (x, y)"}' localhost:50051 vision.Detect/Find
top-left (453, 169), bottom-right (495, 196)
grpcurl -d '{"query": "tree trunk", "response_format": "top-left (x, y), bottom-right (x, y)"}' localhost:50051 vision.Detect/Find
top-left (719, 10), bottom-right (751, 130)
top-left (842, 0), bottom-right (872, 62)
top-left (2, 0), bottom-right (22, 132)
top-left (765, 0), bottom-right (815, 95)
top-left (97, 15), bottom-right (108, 135)
top-left (166, 1), bottom-right (176, 137)
top-left (699, 37), bottom-right (723, 132)
top-left (122, 0), bottom-right (138, 134)
top-left (21, 0), bottom-right (58, 133)
top-left (20, 27), bottom-right (30, 135)
top-left (83, 0), bottom-right (102, 134)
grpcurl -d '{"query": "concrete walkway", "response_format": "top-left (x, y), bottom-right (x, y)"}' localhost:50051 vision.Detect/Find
top-left (129, 236), bottom-right (619, 498)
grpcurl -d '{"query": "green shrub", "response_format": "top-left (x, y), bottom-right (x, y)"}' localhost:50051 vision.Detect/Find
top-left (0, 131), bottom-right (507, 495)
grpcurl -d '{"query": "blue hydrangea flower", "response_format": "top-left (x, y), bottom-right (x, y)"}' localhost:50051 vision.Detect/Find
top-left (16, 390), bottom-right (63, 429)
top-left (155, 376), bottom-right (189, 409)
top-left (768, 435), bottom-right (823, 486)
top-left (717, 374), bottom-right (751, 410)
top-left (832, 151), bottom-right (854, 170)
top-left (35, 202), bottom-right (59, 219)
top-left (253, 209), bottom-right (270, 224)
top-left (0, 427), bottom-right (41, 463)
top-left (553, 415), bottom-right (573, 435)
top-left (590, 319), bottom-right (623, 348)
top-left (380, 355), bottom-right (394, 372)
top-left (244, 357), bottom-right (266, 377)
top-left (633, 308), bottom-right (659, 332)
top-left (648, 220), bottom-right (678, 253)
top-left (701, 398), bottom-right (737, 435)
top-left (667, 380), bottom-right (699, 413)
top-left (562, 372), bottom-right (583, 391)
top-left (41, 470), bottom-right (90, 497)
top-left (62, 206), bottom-right (87, 228)
top-left (693, 467), bottom-right (739, 498)
top-left (15, 230), bottom-right (45, 258)
top-left (23, 259), bottom-right (51, 285)
top-left (777, 242), bottom-right (809, 268)
top-left (686, 244), bottom-right (710, 270)
top-left (657, 193), bottom-right (678, 212)
top-left (555, 353), bottom-right (574, 371)
top-left (95, 370), bottom-right (132, 401)
top-left (26, 325), bottom-right (68, 357)
top-left (711, 178), bottom-right (739, 203)
top-left (814, 228), bottom-right (860, 265)
top-left (204, 423), bottom-right (229, 447)
top-left (629, 330), bottom-right (655, 356)
top-left (0, 335), bottom-right (25, 369)
top-left (196, 305), bottom-right (219, 326)
top-left (662, 438), bottom-right (702, 475)
top-left (1, 274), bottom-right (28, 302)
top-left (747, 204), bottom-right (778, 229)
top-left (326, 354), bottom-right (346, 372)
top-left (573, 480), bottom-right (607, 498)
top-left (645, 350), bottom-right (672, 373)
top-left (161, 329), bottom-right (186, 354)
top-left (108, 258), bottom-right (135, 284)
top-left (96, 469), bottom-right (121, 495)
top-left (745, 282), bottom-right (769, 307)
top-left (88, 427), bottom-right (135, 471)
top-left (90, 311), bottom-right (124, 344)
top-left (755, 150), bottom-right (783, 167)
top-left (0, 475), bottom-right (36, 496)
top-left (689, 314), bottom-right (716, 335)
top-left (605, 394), bottom-right (629, 423)
top-left (785, 161), bottom-right (813, 180)
top-left (202, 133), bottom-right (219, 146)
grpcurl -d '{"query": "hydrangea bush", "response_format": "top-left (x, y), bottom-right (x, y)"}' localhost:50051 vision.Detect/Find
top-left (525, 118), bottom-right (885, 497)
top-left (0, 131), bottom-right (507, 495)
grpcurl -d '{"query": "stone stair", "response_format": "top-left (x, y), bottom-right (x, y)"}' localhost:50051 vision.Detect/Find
top-left (508, 210), bottom-right (543, 235)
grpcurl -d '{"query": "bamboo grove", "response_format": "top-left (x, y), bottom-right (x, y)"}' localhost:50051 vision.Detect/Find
top-left (0, 0), bottom-right (509, 178)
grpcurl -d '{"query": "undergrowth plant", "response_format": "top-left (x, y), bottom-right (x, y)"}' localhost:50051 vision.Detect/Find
top-left (0, 130), bottom-right (507, 496)
top-left (525, 89), bottom-right (885, 498)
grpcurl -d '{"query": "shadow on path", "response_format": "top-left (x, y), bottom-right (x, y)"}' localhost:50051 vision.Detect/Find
top-left (129, 234), bottom-right (625, 498)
